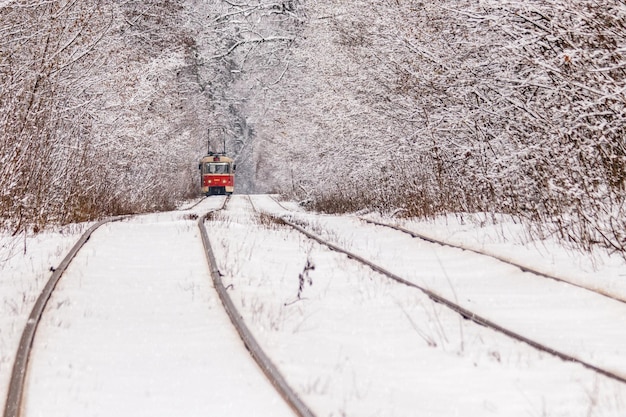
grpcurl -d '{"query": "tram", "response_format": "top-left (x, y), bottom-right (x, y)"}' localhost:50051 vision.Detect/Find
top-left (199, 152), bottom-right (235, 196)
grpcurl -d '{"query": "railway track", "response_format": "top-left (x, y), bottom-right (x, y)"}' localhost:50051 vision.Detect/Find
top-left (7, 194), bottom-right (625, 416)
top-left (3, 216), bottom-right (127, 417)
top-left (250, 194), bottom-right (626, 386)
top-left (198, 202), bottom-right (315, 417)
top-left (267, 194), bottom-right (624, 303)
top-left (359, 217), bottom-right (626, 305)
top-left (3, 196), bottom-right (311, 417)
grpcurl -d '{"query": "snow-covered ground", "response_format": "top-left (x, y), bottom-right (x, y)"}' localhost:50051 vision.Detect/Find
top-left (254, 196), bottom-right (626, 374)
top-left (397, 213), bottom-right (626, 301)
top-left (212, 195), bottom-right (626, 416)
top-left (1, 225), bottom-right (88, 388)
top-left (2, 194), bottom-right (626, 416)
top-left (1, 197), bottom-right (292, 416)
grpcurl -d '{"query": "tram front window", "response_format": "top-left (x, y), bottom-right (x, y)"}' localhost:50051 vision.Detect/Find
top-left (206, 163), bottom-right (229, 174)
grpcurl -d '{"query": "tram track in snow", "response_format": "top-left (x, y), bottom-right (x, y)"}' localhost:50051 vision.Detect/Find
top-left (199, 197), bottom-right (315, 417)
top-left (3, 216), bottom-right (127, 417)
top-left (3, 196), bottom-right (312, 417)
top-left (250, 194), bottom-right (626, 387)
top-left (7, 194), bottom-right (625, 416)
top-left (359, 217), bottom-right (626, 306)
top-left (269, 195), bottom-right (626, 305)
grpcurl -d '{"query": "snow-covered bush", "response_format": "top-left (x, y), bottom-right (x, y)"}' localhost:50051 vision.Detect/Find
top-left (2, 0), bottom-right (624, 258)
top-left (255, 0), bottom-right (626, 257)
top-left (0, 0), bottom-right (213, 231)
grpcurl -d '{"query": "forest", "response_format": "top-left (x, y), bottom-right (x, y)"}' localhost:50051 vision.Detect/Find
top-left (1, 0), bottom-right (625, 257)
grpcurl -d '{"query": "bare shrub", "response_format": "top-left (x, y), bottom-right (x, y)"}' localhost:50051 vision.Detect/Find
top-left (257, 212), bottom-right (287, 229)
top-left (273, 0), bottom-right (626, 259)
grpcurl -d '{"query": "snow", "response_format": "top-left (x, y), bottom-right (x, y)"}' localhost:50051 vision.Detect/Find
top-left (216, 195), bottom-right (626, 416)
top-left (395, 213), bottom-right (626, 300)
top-left (2, 194), bottom-right (626, 416)
top-left (1, 197), bottom-right (292, 416)
top-left (1, 225), bottom-right (89, 380)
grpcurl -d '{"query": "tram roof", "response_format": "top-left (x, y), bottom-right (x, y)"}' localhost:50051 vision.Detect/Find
top-left (200, 154), bottom-right (234, 163)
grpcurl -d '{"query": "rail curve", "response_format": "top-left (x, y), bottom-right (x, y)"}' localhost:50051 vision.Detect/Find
top-left (3, 216), bottom-right (126, 417)
top-left (5, 195), bottom-right (313, 417)
top-left (360, 217), bottom-right (626, 305)
top-left (198, 198), bottom-right (315, 417)
top-left (259, 208), bottom-right (626, 386)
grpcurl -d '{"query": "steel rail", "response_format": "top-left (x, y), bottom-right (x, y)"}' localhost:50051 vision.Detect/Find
top-left (360, 217), bottom-right (626, 305)
top-left (197, 197), bottom-right (316, 417)
top-left (3, 216), bottom-right (126, 417)
top-left (268, 213), bottom-right (626, 386)
top-left (266, 194), bottom-right (626, 305)
top-left (180, 196), bottom-right (207, 210)
top-left (4, 196), bottom-right (223, 416)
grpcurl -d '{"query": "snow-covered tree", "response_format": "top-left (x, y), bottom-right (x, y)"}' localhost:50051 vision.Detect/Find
top-left (253, 0), bottom-right (626, 255)
top-left (2, 0), bottom-right (624, 257)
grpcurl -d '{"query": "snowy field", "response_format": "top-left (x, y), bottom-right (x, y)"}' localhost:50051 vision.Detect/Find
top-left (397, 214), bottom-right (626, 301)
top-left (1, 194), bottom-right (626, 416)
top-left (1, 223), bottom-right (89, 393)
top-left (215, 195), bottom-right (626, 416)
top-left (1, 197), bottom-right (292, 416)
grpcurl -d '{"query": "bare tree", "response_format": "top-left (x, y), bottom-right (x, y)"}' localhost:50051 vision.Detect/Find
top-left (190, 0), bottom-right (304, 193)
top-left (252, 0), bottom-right (626, 256)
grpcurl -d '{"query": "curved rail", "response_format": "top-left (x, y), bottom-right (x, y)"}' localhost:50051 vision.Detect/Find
top-left (4, 197), bottom-right (228, 417)
top-left (197, 199), bottom-right (316, 417)
top-left (266, 212), bottom-right (626, 386)
top-left (266, 195), bottom-right (626, 306)
top-left (179, 196), bottom-right (207, 210)
top-left (360, 218), bottom-right (626, 305)
top-left (3, 216), bottom-right (127, 417)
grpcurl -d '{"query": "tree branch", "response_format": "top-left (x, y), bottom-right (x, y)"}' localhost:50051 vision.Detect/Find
top-left (211, 36), bottom-right (294, 59)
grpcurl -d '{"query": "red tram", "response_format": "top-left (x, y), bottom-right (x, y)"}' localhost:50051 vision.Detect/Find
top-left (199, 153), bottom-right (235, 196)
